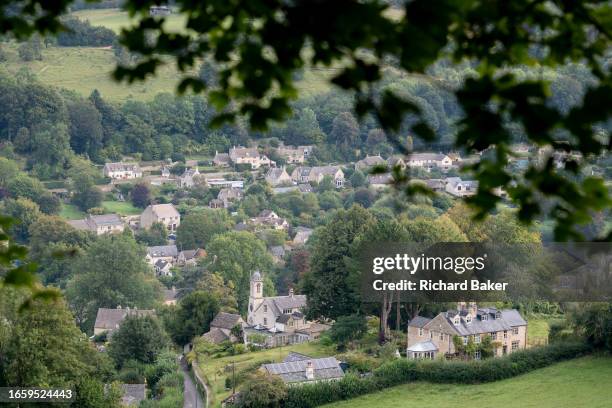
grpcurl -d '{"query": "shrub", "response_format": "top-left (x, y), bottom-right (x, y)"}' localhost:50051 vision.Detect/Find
top-left (282, 341), bottom-right (590, 408)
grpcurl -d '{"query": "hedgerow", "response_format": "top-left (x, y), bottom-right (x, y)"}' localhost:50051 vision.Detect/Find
top-left (281, 341), bottom-right (590, 408)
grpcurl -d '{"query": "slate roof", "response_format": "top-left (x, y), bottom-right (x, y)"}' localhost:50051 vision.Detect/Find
top-left (210, 312), bottom-right (244, 330)
top-left (230, 146), bottom-right (259, 159)
top-left (356, 155), bottom-right (385, 167)
top-left (262, 357), bottom-right (344, 383)
top-left (149, 203), bottom-right (180, 218)
top-left (423, 308), bottom-right (527, 336)
top-left (213, 152), bottom-right (231, 164)
top-left (276, 314), bottom-right (292, 324)
top-left (407, 153), bottom-right (447, 162)
top-left (88, 214), bottom-right (123, 227)
top-left (104, 162), bottom-right (141, 172)
top-left (202, 327), bottom-right (231, 344)
top-left (94, 308), bottom-right (155, 331)
top-left (408, 316), bottom-right (432, 328)
top-left (270, 246), bottom-right (286, 257)
top-left (147, 245), bottom-right (178, 258)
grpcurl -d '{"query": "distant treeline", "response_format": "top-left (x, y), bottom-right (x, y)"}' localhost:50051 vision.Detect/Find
top-left (57, 17), bottom-right (116, 47)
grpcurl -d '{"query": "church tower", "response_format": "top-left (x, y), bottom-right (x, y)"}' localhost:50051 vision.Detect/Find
top-left (248, 270), bottom-right (264, 324)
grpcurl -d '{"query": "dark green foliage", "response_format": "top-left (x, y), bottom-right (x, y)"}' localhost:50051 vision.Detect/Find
top-left (572, 303), bottom-right (612, 352)
top-left (236, 373), bottom-right (287, 408)
top-left (136, 221), bottom-right (168, 246)
top-left (164, 290), bottom-right (220, 346)
top-left (176, 209), bottom-right (234, 250)
top-left (282, 341), bottom-right (590, 408)
top-left (57, 17), bottom-right (116, 47)
top-left (131, 183), bottom-right (151, 208)
top-left (328, 314), bottom-right (367, 346)
top-left (107, 315), bottom-right (170, 367)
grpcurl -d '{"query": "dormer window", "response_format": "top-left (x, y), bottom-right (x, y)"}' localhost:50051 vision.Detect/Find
top-left (454, 317), bottom-right (460, 325)
top-left (263, 305), bottom-right (267, 313)
top-left (466, 315), bottom-right (472, 324)
top-left (481, 314), bottom-right (488, 321)
top-left (495, 312), bottom-right (501, 319)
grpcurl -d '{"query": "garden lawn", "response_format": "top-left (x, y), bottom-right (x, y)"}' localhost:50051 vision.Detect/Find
top-left (59, 203), bottom-right (85, 220)
top-left (324, 356), bottom-right (612, 408)
top-left (102, 200), bottom-right (142, 215)
top-left (196, 341), bottom-right (335, 408)
top-left (527, 314), bottom-right (566, 346)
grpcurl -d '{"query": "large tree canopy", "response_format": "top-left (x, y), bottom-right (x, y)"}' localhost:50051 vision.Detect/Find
top-left (0, 0), bottom-right (610, 239)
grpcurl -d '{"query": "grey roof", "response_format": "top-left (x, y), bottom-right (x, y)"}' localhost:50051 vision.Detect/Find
top-left (147, 245), bottom-right (178, 258)
top-left (179, 249), bottom-right (197, 260)
top-left (230, 146), bottom-right (260, 159)
top-left (147, 203), bottom-right (180, 218)
top-left (202, 327), bottom-right (231, 344)
top-left (235, 222), bottom-right (249, 231)
top-left (88, 213), bottom-right (123, 227)
top-left (368, 173), bottom-right (393, 185)
top-left (155, 259), bottom-right (170, 269)
top-left (270, 294), bottom-right (307, 311)
top-left (433, 308), bottom-right (527, 336)
top-left (408, 316), bottom-right (432, 328)
top-left (213, 152), bottom-right (230, 163)
top-left (266, 167), bottom-right (287, 179)
top-left (356, 155), bottom-right (385, 167)
top-left (407, 340), bottom-right (438, 352)
top-left (105, 162), bottom-right (141, 172)
top-left (276, 314), bottom-right (292, 324)
top-left (407, 153), bottom-right (447, 162)
top-left (120, 384), bottom-right (146, 406)
top-left (259, 210), bottom-right (277, 218)
top-left (210, 312), bottom-right (244, 330)
top-left (94, 308), bottom-right (155, 331)
top-left (262, 357), bottom-right (344, 383)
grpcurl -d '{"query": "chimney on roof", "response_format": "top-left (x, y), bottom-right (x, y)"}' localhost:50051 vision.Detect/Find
top-left (305, 361), bottom-right (314, 380)
top-left (117, 305), bottom-right (122, 309)
top-left (289, 287), bottom-right (294, 297)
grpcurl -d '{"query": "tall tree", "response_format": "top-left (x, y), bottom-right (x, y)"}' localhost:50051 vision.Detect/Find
top-left (302, 205), bottom-right (375, 320)
top-left (330, 112), bottom-right (360, 159)
top-left (66, 234), bottom-right (162, 332)
top-left (107, 315), bottom-right (169, 367)
top-left (176, 209), bottom-right (233, 250)
top-left (165, 290), bottom-right (220, 345)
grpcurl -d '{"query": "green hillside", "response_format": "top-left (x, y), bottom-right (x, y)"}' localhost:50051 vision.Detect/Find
top-left (324, 356), bottom-right (612, 408)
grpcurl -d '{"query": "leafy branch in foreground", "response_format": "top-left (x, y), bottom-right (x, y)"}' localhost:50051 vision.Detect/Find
top-left (0, 0), bottom-right (610, 239)
top-left (0, 215), bottom-right (59, 305)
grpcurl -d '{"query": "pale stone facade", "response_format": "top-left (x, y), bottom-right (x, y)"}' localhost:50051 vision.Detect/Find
top-left (407, 302), bottom-right (527, 359)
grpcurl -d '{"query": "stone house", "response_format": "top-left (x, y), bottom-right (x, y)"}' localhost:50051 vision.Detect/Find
top-left (405, 153), bottom-right (453, 170)
top-left (120, 383), bottom-right (146, 406)
top-left (244, 271), bottom-right (328, 347)
top-left (229, 146), bottom-right (274, 169)
top-left (367, 173), bottom-right (394, 189)
top-left (261, 355), bottom-right (344, 384)
top-left (103, 162), bottom-right (143, 180)
top-left (146, 244), bottom-right (178, 267)
top-left (154, 259), bottom-right (173, 276)
top-left (355, 155), bottom-right (386, 171)
top-left (444, 177), bottom-right (478, 197)
top-left (213, 151), bottom-right (231, 167)
top-left (387, 155), bottom-right (406, 169)
top-left (201, 312), bottom-right (246, 344)
top-left (93, 307), bottom-right (156, 336)
top-left (406, 302), bottom-right (527, 360)
top-left (276, 146), bottom-right (306, 164)
top-left (291, 166), bottom-right (345, 188)
top-left (250, 210), bottom-right (289, 231)
top-left (178, 167), bottom-right (201, 188)
top-left (265, 167), bottom-right (293, 186)
top-left (218, 187), bottom-right (243, 207)
top-left (140, 204), bottom-right (180, 231)
top-left (68, 214), bottom-right (124, 235)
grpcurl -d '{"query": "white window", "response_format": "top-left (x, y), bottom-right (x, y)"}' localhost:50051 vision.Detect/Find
top-left (512, 341), bottom-right (520, 350)
top-left (512, 327), bottom-right (519, 335)
top-left (491, 332), bottom-right (497, 340)
top-left (475, 334), bottom-right (481, 343)
top-left (463, 336), bottom-right (468, 345)
top-left (481, 314), bottom-right (488, 321)
top-left (454, 317), bottom-right (460, 325)
top-left (475, 350), bottom-right (481, 360)
top-left (466, 315), bottom-right (472, 323)
top-left (439, 332), bottom-right (444, 341)
top-left (418, 328), bottom-right (424, 336)
top-left (503, 330), bottom-right (508, 339)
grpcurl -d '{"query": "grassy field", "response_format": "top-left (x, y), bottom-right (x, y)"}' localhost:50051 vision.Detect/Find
top-left (196, 341), bottom-right (335, 407)
top-left (325, 356), bottom-right (612, 408)
top-left (1, 7), bottom-right (335, 102)
top-left (72, 8), bottom-right (188, 34)
top-left (59, 203), bottom-right (85, 220)
top-left (101, 200), bottom-right (142, 215)
top-left (527, 314), bottom-right (565, 346)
